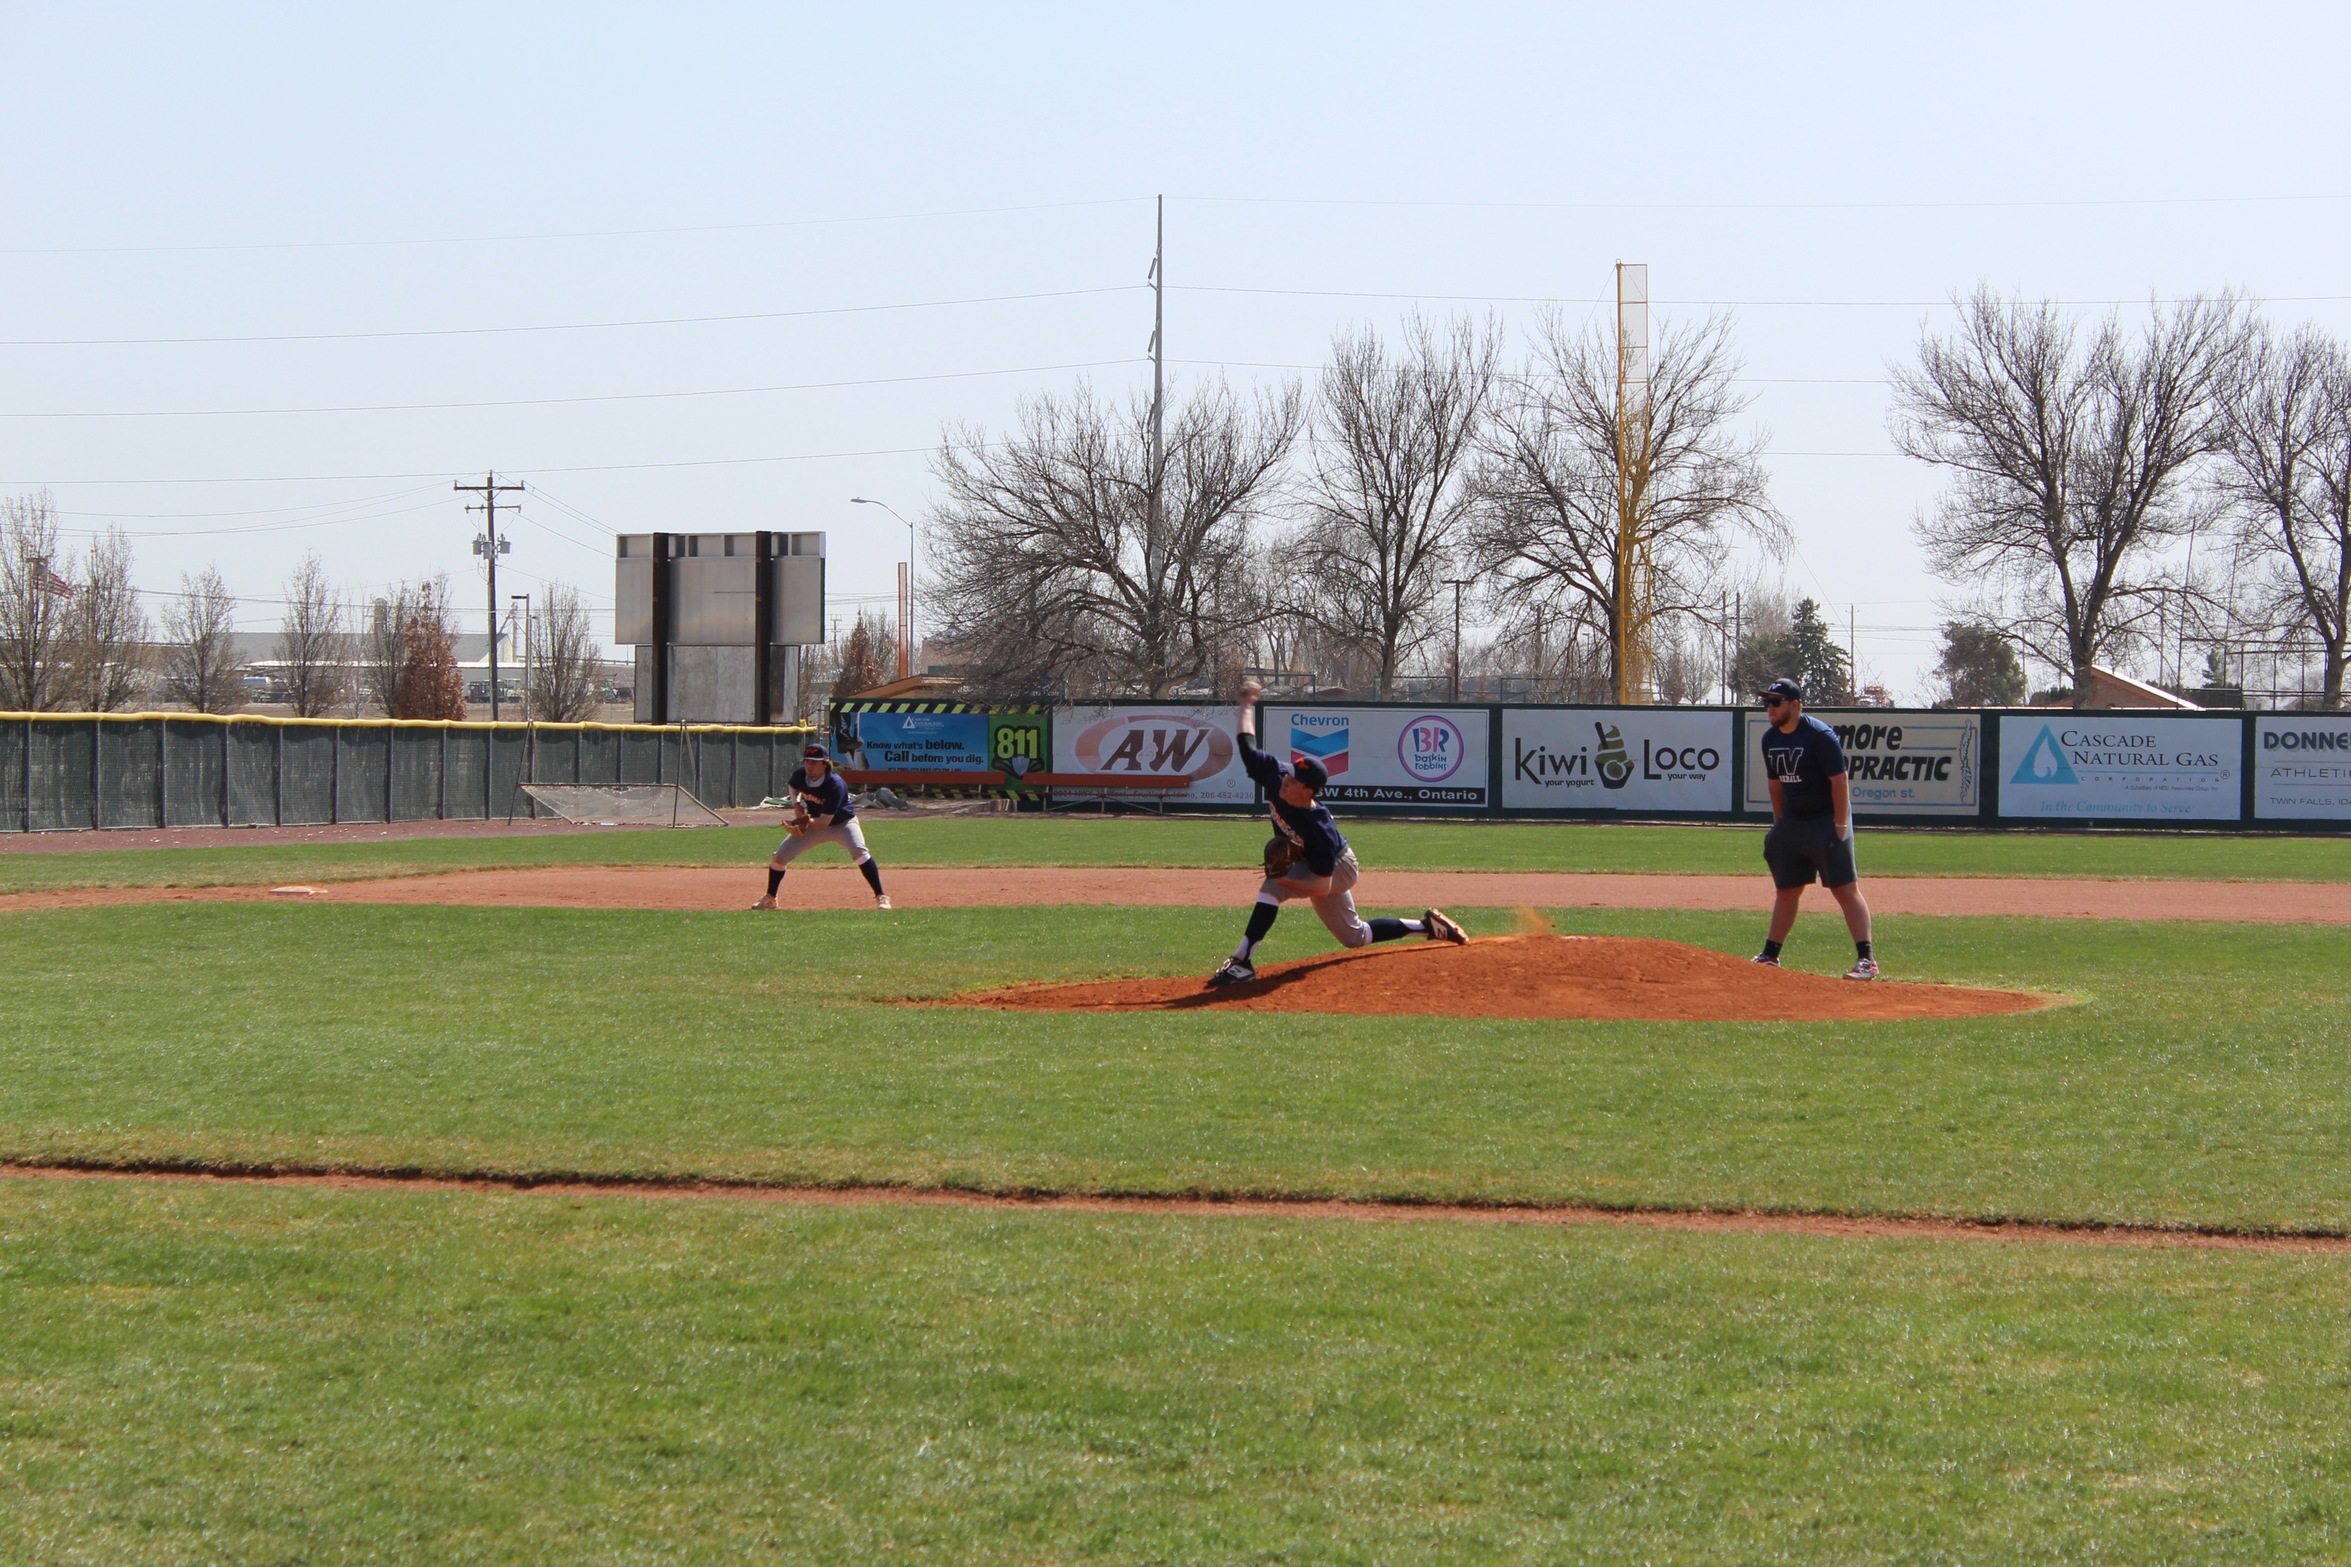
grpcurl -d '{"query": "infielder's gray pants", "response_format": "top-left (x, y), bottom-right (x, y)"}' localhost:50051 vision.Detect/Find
top-left (1259, 846), bottom-right (1373, 948)
top-left (772, 819), bottom-right (872, 866)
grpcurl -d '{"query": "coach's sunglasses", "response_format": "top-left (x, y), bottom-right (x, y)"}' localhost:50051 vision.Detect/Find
top-left (1763, 696), bottom-right (1790, 708)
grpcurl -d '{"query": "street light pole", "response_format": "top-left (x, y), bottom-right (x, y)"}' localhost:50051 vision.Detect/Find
top-left (850, 497), bottom-right (916, 680)
top-left (1444, 577), bottom-right (1474, 703)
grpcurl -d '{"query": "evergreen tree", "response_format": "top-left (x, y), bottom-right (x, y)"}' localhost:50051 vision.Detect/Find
top-left (1784, 598), bottom-right (1853, 705)
top-left (1932, 621), bottom-right (2026, 707)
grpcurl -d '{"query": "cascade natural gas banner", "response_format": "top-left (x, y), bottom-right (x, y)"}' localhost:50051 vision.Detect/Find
top-left (1500, 708), bottom-right (1733, 812)
top-left (1052, 704), bottom-right (1253, 803)
top-left (1260, 706), bottom-right (1490, 807)
top-left (1740, 711), bottom-right (1981, 817)
top-left (1996, 715), bottom-right (2240, 820)
top-left (2255, 715), bottom-right (2351, 820)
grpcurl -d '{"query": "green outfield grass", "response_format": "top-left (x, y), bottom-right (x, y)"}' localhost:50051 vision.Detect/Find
top-left (2, 903), bottom-right (2346, 1232)
top-left (3, 1180), bottom-right (2345, 1565)
top-left (2, 814), bottom-right (2348, 893)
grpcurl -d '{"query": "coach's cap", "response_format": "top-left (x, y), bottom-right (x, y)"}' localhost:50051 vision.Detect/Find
top-left (1760, 678), bottom-right (1804, 703)
top-left (1291, 755), bottom-right (1330, 791)
top-left (801, 742), bottom-right (831, 762)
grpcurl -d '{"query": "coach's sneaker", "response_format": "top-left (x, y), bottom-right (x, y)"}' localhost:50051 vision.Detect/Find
top-left (1843, 957), bottom-right (1880, 981)
top-left (1423, 908), bottom-right (1467, 945)
top-left (1206, 957), bottom-right (1256, 987)
top-left (1750, 953), bottom-right (1781, 968)
top-left (875, 895), bottom-right (893, 910)
top-left (750, 895), bottom-right (778, 911)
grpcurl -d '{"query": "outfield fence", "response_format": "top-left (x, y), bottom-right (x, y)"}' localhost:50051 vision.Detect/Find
top-left (0, 713), bottom-right (816, 833)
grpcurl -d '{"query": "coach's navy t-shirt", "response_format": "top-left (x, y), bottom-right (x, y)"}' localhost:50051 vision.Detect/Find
top-left (1238, 734), bottom-right (1346, 877)
top-left (1758, 714), bottom-right (1846, 819)
top-left (789, 765), bottom-right (854, 822)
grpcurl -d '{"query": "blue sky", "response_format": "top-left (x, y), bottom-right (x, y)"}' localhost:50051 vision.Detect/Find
top-left (4, 2), bottom-right (2345, 698)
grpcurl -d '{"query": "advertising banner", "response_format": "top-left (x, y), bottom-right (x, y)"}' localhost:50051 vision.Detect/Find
top-left (832, 707), bottom-right (1050, 779)
top-left (1260, 705), bottom-right (1490, 807)
top-left (1499, 708), bottom-right (1733, 813)
top-left (1996, 715), bottom-right (2240, 820)
top-left (1740, 711), bottom-right (1982, 817)
top-left (2254, 715), bottom-right (2351, 821)
top-left (1053, 704), bottom-right (1253, 803)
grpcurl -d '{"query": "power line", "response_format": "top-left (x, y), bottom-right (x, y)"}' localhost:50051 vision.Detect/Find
top-left (1173, 191), bottom-right (2351, 214)
top-left (1174, 284), bottom-right (2351, 309)
top-left (0, 358), bottom-right (1140, 420)
top-left (0, 284), bottom-right (1144, 348)
top-left (0, 196), bottom-right (1151, 257)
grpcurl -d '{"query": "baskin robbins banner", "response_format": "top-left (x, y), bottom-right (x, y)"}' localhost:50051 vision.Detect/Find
top-left (1741, 710), bottom-right (1982, 818)
top-left (1499, 708), bottom-right (1733, 813)
top-left (1996, 715), bottom-right (2240, 821)
top-left (1259, 706), bottom-right (1490, 807)
top-left (1051, 704), bottom-right (1254, 803)
top-left (2255, 714), bottom-right (2351, 821)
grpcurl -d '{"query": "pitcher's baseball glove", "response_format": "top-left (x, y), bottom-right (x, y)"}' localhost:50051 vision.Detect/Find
top-left (1262, 835), bottom-right (1296, 878)
top-left (784, 807), bottom-right (814, 837)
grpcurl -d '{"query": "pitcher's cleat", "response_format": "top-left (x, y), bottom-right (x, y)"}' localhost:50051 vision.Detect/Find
top-left (1423, 908), bottom-right (1467, 944)
top-left (1750, 954), bottom-right (1781, 967)
top-left (1843, 957), bottom-right (1880, 981)
top-left (750, 895), bottom-right (778, 910)
top-left (1206, 957), bottom-right (1256, 987)
top-left (874, 895), bottom-right (893, 910)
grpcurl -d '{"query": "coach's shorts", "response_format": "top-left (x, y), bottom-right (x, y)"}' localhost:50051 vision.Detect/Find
top-left (774, 818), bottom-right (871, 866)
top-left (1763, 814), bottom-right (1856, 891)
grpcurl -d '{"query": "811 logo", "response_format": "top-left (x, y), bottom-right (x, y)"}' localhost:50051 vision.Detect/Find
top-left (1398, 715), bottom-right (1466, 782)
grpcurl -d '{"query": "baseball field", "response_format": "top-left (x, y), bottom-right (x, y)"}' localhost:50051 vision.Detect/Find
top-left (4, 815), bottom-right (2349, 1562)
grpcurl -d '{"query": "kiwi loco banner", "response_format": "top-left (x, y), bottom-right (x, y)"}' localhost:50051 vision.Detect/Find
top-left (1498, 708), bottom-right (1732, 813)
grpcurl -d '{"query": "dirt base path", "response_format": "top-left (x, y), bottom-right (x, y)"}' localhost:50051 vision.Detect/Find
top-left (3, 863), bottom-right (2347, 921)
top-left (967, 935), bottom-right (2052, 1022)
top-left (4, 1162), bottom-right (2342, 1254)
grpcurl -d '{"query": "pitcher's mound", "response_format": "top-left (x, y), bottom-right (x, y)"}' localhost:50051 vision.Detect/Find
top-left (965, 935), bottom-right (2053, 1022)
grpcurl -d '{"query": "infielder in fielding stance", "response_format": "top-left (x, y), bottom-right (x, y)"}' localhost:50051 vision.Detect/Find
top-left (1752, 677), bottom-right (1876, 979)
top-left (1209, 679), bottom-right (1464, 986)
top-left (752, 742), bottom-right (892, 911)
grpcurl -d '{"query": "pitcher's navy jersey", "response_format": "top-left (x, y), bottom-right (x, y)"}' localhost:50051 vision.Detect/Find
top-left (1758, 715), bottom-right (1847, 819)
top-left (1238, 734), bottom-right (1346, 876)
top-left (790, 765), bottom-right (855, 822)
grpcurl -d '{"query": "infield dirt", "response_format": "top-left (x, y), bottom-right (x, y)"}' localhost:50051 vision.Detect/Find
top-left (958, 933), bottom-right (2054, 1022)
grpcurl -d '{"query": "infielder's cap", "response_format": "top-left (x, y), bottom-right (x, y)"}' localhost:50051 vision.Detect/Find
top-left (801, 742), bottom-right (831, 762)
top-left (1291, 755), bottom-right (1330, 791)
top-left (1760, 678), bottom-right (1804, 703)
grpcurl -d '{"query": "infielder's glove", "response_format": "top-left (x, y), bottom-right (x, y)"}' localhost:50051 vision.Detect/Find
top-left (1262, 835), bottom-right (1296, 879)
top-left (784, 807), bottom-right (814, 837)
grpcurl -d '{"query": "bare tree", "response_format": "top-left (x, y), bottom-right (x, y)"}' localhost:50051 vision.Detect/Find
top-left (275, 554), bottom-right (350, 717)
top-left (57, 527), bottom-right (147, 712)
top-left (929, 378), bottom-right (1300, 700)
top-left (1470, 311), bottom-right (1781, 701)
top-left (1893, 287), bottom-right (2249, 708)
top-left (526, 582), bottom-right (603, 721)
top-left (1276, 315), bottom-right (1498, 697)
top-left (2218, 323), bottom-right (2351, 709)
top-left (159, 567), bottom-right (244, 712)
top-left (0, 491), bottom-right (74, 711)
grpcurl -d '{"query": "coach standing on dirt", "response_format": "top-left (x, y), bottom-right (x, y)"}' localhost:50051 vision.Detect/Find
top-left (1752, 678), bottom-right (1877, 980)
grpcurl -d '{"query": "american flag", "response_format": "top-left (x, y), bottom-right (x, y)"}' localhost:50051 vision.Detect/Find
top-left (39, 567), bottom-right (76, 598)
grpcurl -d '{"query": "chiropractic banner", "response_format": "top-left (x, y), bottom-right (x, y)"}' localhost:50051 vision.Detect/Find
top-left (1996, 715), bottom-right (2240, 820)
top-left (2254, 714), bottom-right (2351, 821)
top-left (1499, 708), bottom-right (1734, 813)
top-left (1259, 705), bottom-right (1491, 807)
top-left (1740, 710), bottom-right (1981, 817)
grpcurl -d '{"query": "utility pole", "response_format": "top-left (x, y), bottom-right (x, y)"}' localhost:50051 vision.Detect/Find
top-left (1146, 195), bottom-right (1165, 565)
top-left (1445, 577), bottom-right (1473, 703)
top-left (457, 472), bottom-right (523, 720)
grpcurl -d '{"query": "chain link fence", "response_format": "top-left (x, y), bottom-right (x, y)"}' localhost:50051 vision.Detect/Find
top-left (0, 714), bottom-right (813, 833)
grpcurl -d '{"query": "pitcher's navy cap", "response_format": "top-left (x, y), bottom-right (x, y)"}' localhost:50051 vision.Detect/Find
top-left (1291, 755), bottom-right (1329, 791)
top-left (1760, 678), bottom-right (1803, 703)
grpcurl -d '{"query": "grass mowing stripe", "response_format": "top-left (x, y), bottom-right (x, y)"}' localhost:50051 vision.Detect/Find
top-left (0, 903), bottom-right (2344, 1231)
top-left (3, 816), bottom-right (2348, 893)
top-left (2, 1180), bottom-right (2345, 1564)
